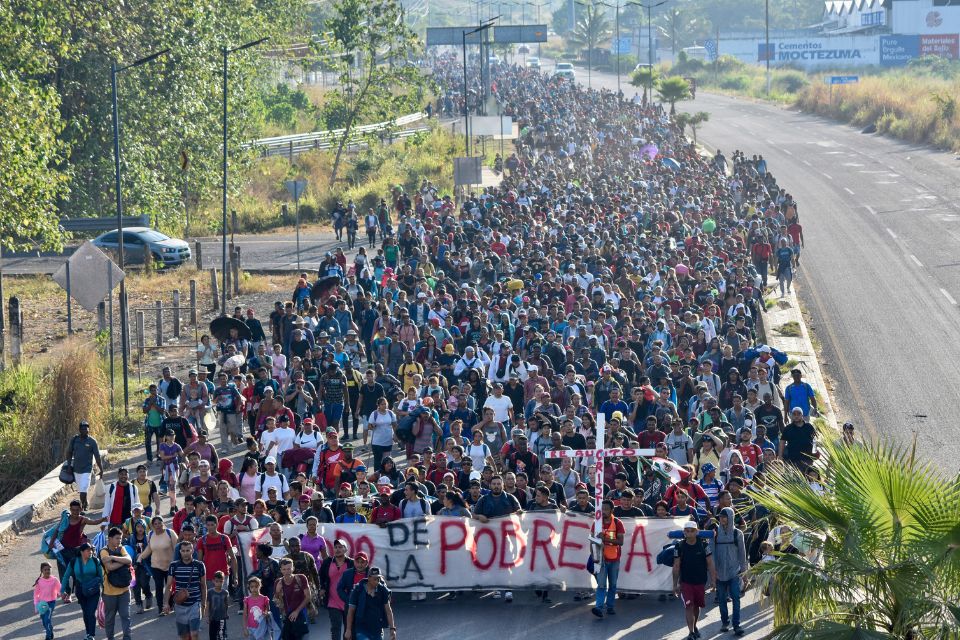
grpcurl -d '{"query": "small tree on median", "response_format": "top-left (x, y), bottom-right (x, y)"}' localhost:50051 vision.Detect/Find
top-left (675, 111), bottom-right (710, 145)
top-left (656, 76), bottom-right (691, 115)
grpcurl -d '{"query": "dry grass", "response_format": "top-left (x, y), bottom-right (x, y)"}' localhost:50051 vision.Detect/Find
top-left (0, 342), bottom-right (110, 503)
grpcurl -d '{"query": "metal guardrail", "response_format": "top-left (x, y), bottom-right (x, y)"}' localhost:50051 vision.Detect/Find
top-left (257, 125), bottom-right (433, 158)
top-left (245, 112), bottom-right (428, 158)
top-left (59, 214), bottom-right (150, 233)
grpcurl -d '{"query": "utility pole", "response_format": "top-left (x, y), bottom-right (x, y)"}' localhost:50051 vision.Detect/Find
top-left (221, 37), bottom-right (268, 316)
top-left (765, 0), bottom-right (771, 95)
top-left (111, 48), bottom-right (169, 415)
top-left (633, 1), bottom-right (667, 102)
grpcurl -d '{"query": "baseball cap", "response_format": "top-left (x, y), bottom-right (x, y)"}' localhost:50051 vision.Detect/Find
top-left (132, 502), bottom-right (144, 511)
top-left (683, 521), bottom-right (699, 531)
top-left (368, 567), bottom-right (382, 577)
top-left (264, 456), bottom-right (277, 465)
top-left (339, 482), bottom-right (352, 490)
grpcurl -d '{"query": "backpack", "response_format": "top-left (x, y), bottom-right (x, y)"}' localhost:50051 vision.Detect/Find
top-left (399, 497), bottom-right (429, 517)
top-left (41, 510), bottom-right (71, 559)
top-left (657, 541), bottom-right (681, 567)
top-left (106, 548), bottom-right (133, 588)
top-left (257, 472), bottom-right (288, 496)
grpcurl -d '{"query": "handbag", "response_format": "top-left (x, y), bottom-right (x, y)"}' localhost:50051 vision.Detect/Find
top-left (74, 558), bottom-right (101, 598)
top-left (174, 562), bottom-right (198, 605)
top-left (59, 462), bottom-right (76, 485)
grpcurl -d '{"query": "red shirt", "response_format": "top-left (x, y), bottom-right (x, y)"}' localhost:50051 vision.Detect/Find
top-left (637, 429), bottom-right (666, 449)
top-left (751, 242), bottom-right (771, 260)
top-left (787, 223), bottom-right (803, 244)
top-left (736, 443), bottom-right (763, 468)
top-left (197, 533), bottom-right (234, 577)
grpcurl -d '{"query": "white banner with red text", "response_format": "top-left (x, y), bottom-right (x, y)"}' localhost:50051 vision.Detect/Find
top-left (238, 514), bottom-right (686, 592)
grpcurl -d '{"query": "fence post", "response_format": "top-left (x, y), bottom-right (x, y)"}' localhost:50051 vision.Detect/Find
top-left (97, 301), bottom-right (107, 333)
top-left (232, 248), bottom-right (241, 296)
top-left (8, 297), bottom-right (22, 366)
top-left (210, 269), bottom-right (220, 311)
top-left (136, 311), bottom-right (145, 360)
top-left (172, 290), bottom-right (181, 338)
top-left (195, 241), bottom-right (203, 271)
top-left (189, 280), bottom-right (197, 325)
top-left (155, 300), bottom-right (163, 346)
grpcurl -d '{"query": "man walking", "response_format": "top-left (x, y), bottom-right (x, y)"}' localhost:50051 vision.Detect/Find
top-left (673, 520), bottom-right (717, 640)
top-left (164, 539), bottom-right (207, 640)
top-left (712, 507), bottom-right (748, 635)
top-left (344, 566), bottom-right (396, 640)
top-left (65, 421), bottom-right (104, 511)
top-left (100, 527), bottom-right (133, 640)
top-left (591, 499), bottom-right (625, 618)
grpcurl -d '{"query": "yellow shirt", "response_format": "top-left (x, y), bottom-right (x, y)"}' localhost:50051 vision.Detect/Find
top-left (100, 546), bottom-right (131, 596)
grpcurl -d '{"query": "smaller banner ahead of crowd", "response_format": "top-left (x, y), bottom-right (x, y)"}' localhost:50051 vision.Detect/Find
top-left (239, 515), bottom-right (687, 592)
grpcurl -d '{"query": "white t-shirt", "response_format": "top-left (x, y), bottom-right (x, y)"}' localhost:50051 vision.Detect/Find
top-left (294, 430), bottom-right (321, 450)
top-left (256, 471), bottom-right (289, 497)
top-left (367, 410), bottom-right (397, 448)
top-left (262, 426), bottom-right (296, 458)
top-left (483, 394), bottom-right (514, 423)
top-left (467, 442), bottom-right (492, 465)
top-left (664, 432), bottom-right (694, 466)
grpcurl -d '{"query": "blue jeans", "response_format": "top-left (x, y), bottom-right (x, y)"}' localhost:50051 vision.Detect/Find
top-left (717, 576), bottom-right (742, 627)
top-left (39, 600), bottom-right (55, 638)
top-left (595, 559), bottom-right (620, 610)
top-left (325, 403), bottom-right (344, 428)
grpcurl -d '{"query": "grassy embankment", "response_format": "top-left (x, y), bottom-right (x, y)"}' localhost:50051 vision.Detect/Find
top-left (670, 54), bottom-right (960, 151)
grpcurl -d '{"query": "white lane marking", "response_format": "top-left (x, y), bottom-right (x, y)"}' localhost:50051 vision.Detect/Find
top-left (915, 187), bottom-right (925, 193)
top-left (860, 170), bottom-right (887, 174)
top-left (766, 139), bottom-right (775, 145)
top-left (885, 228), bottom-right (897, 239)
top-left (877, 181), bottom-right (898, 184)
top-left (865, 205), bottom-right (877, 215)
top-left (941, 288), bottom-right (958, 305)
top-left (783, 149), bottom-right (793, 155)
top-left (910, 254), bottom-right (923, 267)
top-left (821, 172), bottom-right (833, 180)
top-left (844, 187), bottom-right (855, 195)
top-left (802, 160), bottom-right (812, 166)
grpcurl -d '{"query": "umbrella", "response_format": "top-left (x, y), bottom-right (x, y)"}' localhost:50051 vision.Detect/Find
top-left (209, 316), bottom-right (251, 341)
top-left (311, 275), bottom-right (341, 302)
top-left (222, 354), bottom-right (246, 370)
top-left (639, 143), bottom-right (659, 160)
top-left (662, 157), bottom-right (681, 171)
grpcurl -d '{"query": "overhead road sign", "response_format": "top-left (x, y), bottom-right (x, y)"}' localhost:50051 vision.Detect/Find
top-left (426, 27), bottom-right (484, 46)
top-left (493, 24), bottom-right (548, 44)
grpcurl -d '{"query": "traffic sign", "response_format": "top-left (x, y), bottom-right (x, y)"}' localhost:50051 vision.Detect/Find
top-left (285, 179), bottom-right (307, 200)
top-left (827, 75), bottom-right (859, 85)
top-left (52, 241), bottom-right (124, 312)
top-left (611, 37), bottom-right (632, 55)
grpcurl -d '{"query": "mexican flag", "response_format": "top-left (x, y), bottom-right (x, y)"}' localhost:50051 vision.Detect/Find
top-left (638, 456), bottom-right (691, 485)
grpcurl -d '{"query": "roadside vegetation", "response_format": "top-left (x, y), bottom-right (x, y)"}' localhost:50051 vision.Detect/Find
top-left (666, 52), bottom-right (960, 151)
top-left (0, 344), bottom-right (111, 504)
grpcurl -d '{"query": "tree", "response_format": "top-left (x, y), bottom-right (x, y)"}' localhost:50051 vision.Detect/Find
top-left (674, 111), bottom-right (709, 145)
top-left (323, 0), bottom-right (431, 187)
top-left (567, 1), bottom-right (611, 70)
top-left (629, 65), bottom-right (660, 104)
top-left (0, 3), bottom-right (69, 251)
top-left (749, 434), bottom-right (960, 639)
top-left (656, 76), bottom-right (691, 114)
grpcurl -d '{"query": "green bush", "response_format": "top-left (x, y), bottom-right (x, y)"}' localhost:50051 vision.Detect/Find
top-left (720, 74), bottom-right (751, 91)
top-left (774, 70), bottom-right (809, 94)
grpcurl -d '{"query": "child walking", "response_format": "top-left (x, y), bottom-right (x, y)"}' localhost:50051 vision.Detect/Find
top-left (242, 576), bottom-right (274, 640)
top-left (207, 571), bottom-right (230, 640)
top-left (33, 562), bottom-right (61, 640)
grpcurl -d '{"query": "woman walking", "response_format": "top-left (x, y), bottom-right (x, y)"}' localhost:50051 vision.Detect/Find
top-left (62, 542), bottom-right (101, 640)
top-left (136, 516), bottom-right (178, 617)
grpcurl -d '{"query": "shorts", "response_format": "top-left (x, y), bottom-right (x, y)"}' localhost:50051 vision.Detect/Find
top-left (219, 412), bottom-right (242, 437)
top-left (174, 602), bottom-right (201, 634)
top-left (680, 582), bottom-right (706, 609)
top-left (75, 473), bottom-right (92, 492)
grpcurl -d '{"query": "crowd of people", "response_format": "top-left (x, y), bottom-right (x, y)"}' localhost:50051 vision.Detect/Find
top-left (38, 55), bottom-right (837, 640)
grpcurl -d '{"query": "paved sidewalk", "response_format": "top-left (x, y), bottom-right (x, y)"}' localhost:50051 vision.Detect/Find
top-left (763, 284), bottom-right (839, 433)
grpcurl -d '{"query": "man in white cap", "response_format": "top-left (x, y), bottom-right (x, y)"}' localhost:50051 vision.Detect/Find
top-left (673, 520), bottom-right (717, 640)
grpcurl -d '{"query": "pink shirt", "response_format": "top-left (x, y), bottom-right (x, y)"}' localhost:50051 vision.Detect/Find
top-left (244, 594), bottom-right (270, 629)
top-left (33, 576), bottom-right (61, 606)
top-left (325, 559), bottom-right (349, 611)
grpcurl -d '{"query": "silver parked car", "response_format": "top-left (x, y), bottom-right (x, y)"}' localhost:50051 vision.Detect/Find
top-left (92, 227), bottom-right (191, 267)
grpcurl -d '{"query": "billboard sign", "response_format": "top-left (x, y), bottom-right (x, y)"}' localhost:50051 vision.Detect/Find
top-left (880, 35), bottom-right (920, 66)
top-left (426, 27), bottom-right (484, 46)
top-left (493, 24), bottom-right (548, 43)
top-left (920, 33), bottom-right (959, 58)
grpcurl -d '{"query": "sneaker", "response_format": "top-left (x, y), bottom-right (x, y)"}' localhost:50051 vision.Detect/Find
top-left (145, 596), bottom-right (153, 610)
top-left (541, 595), bottom-right (552, 604)
top-left (136, 603), bottom-right (145, 614)
top-left (733, 627), bottom-right (745, 637)
top-left (504, 591), bottom-right (513, 603)
top-left (721, 624), bottom-right (730, 632)
top-left (591, 607), bottom-right (604, 618)
top-left (694, 626), bottom-right (701, 638)
top-left (493, 591), bottom-right (502, 600)
top-left (573, 593), bottom-right (582, 602)
top-left (606, 608), bottom-right (616, 615)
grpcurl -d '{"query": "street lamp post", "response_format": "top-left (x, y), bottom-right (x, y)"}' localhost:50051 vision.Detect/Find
top-left (632, 0), bottom-right (666, 103)
top-left (221, 37), bottom-right (268, 316)
top-left (597, 1), bottom-right (623, 97)
top-left (765, 0), bottom-right (771, 95)
top-left (111, 48), bottom-right (169, 414)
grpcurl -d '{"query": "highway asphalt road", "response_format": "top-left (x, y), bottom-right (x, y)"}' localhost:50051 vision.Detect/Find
top-left (579, 64), bottom-right (960, 468)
